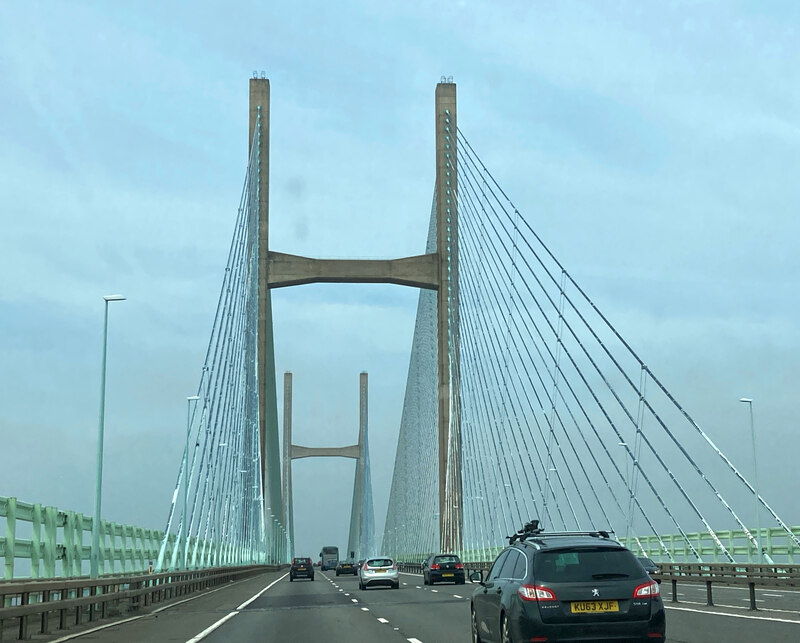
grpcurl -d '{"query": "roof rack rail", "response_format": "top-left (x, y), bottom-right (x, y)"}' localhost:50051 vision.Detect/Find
top-left (507, 520), bottom-right (615, 544)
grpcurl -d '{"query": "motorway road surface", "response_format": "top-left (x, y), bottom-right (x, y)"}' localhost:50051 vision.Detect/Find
top-left (52, 569), bottom-right (800, 643)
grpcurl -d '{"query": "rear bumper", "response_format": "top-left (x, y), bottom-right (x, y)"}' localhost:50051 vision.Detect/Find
top-left (514, 607), bottom-right (666, 642)
top-left (430, 570), bottom-right (465, 583)
top-left (361, 572), bottom-right (399, 587)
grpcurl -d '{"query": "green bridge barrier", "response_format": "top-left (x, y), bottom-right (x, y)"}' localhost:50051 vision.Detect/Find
top-left (618, 527), bottom-right (800, 564)
top-left (394, 525), bottom-right (800, 566)
top-left (0, 496), bottom-right (232, 580)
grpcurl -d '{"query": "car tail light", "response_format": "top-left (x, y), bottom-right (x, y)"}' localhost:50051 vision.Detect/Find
top-left (455, 563), bottom-right (464, 569)
top-left (634, 580), bottom-right (661, 597)
top-left (392, 562), bottom-right (397, 570)
top-left (518, 584), bottom-right (557, 602)
top-left (430, 563), bottom-right (440, 570)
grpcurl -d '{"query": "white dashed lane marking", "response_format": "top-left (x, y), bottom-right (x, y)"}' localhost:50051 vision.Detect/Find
top-left (351, 598), bottom-right (358, 603)
top-left (378, 618), bottom-right (389, 624)
top-left (361, 607), bottom-right (369, 611)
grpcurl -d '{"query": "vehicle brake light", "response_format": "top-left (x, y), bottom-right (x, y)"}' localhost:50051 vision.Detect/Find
top-left (518, 584), bottom-right (557, 601)
top-left (634, 580), bottom-right (661, 597)
top-left (430, 563), bottom-right (440, 570)
top-left (392, 562), bottom-right (397, 570)
top-left (454, 563), bottom-right (464, 569)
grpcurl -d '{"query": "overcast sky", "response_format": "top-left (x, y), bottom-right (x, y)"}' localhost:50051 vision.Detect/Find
top-left (1, 1), bottom-right (798, 561)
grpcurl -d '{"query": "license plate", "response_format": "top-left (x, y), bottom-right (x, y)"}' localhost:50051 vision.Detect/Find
top-left (570, 601), bottom-right (619, 613)
top-left (374, 569), bottom-right (386, 573)
top-left (443, 573), bottom-right (454, 577)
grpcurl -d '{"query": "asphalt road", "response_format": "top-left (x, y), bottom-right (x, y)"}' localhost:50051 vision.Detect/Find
top-left (53, 569), bottom-right (800, 643)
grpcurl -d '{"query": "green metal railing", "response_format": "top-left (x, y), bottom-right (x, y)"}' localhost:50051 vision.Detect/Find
top-left (619, 526), bottom-right (800, 564)
top-left (0, 496), bottom-right (245, 580)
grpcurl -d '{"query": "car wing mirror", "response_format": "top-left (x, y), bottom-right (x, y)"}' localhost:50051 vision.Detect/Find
top-left (469, 570), bottom-right (484, 584)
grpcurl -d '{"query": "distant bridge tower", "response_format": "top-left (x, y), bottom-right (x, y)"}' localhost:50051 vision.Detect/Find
top-left (249, 78), bottom-right (462, 553)
top-left (282, 372), bottom-right (375, 560)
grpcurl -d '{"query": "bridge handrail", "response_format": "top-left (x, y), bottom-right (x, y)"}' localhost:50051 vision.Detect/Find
top-left (0, 495), bottom-right (245, 580)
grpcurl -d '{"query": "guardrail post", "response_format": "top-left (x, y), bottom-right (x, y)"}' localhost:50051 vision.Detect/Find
top-left (670, 579), bottom-right (678, 602)
top-left (705, 580), bottom-right (713, 606)
top-left (41, 589), bottom-right (50, 634)
top-left (748, 581), bottom-right (757, 610)
top-left (59, 587), bottom-right (68, 630)
top-left (18, 590), bottom-right (29, 640)
top-left (75, 586), bottom-right (82, 626)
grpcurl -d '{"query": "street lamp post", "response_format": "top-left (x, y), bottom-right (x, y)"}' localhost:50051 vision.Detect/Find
top-left (618, 442), bottom-right (631, 544)
top-left (181, 395), bottom-right (200, 570)
top-left (91, 294), bottom-right (126, 579)
top-left (739, 398), bottom-right (762, 564)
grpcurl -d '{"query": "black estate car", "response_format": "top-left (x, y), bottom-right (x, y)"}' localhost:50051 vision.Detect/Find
top-left (422, 553), bottom-right (466, 585)
top-left (470, 521), bottom-right (665, 642)
top-left (290, 557), bottom-right (315, 581)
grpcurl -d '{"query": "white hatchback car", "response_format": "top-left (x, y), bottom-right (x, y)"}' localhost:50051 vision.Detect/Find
top-left (358, 557), bottom-right (400, 590)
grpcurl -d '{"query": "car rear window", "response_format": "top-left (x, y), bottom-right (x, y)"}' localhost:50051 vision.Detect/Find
top-left (435, 555), bottom-right (460, 564)
top-left (534, 547), bottom-right (641, 583)
top-left (367, 558), bottom-right (393, 567)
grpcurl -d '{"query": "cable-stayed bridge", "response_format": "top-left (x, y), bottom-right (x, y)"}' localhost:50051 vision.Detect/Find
top-left (145, 77), bottom-right (796, 575)
top-left (3, 76), bottom-right (798, 578)
top-left (3, 75), bottom-right (800, 643)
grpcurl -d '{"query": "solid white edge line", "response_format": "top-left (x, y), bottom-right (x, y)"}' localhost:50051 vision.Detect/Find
top-left (185, 572), bottom-right (289, 642)
top-left (665, 605), bottom-right (800, 624)
top-left (236, 572), bottom-right (289, 609)
top-left (184, 612), bottom-right (238, 642)
top-left (667, 598), bottom-right (800, 616)
top-left (47, 615), bottom-right (144, 643)
top-left (47, 572), bottom-right (275, 643)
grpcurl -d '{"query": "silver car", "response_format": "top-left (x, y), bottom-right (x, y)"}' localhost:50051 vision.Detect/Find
top-left (358, 556), bottom-right (400, 590)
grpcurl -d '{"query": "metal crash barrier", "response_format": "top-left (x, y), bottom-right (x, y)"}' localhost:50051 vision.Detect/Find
top-left (0, 565), bottom-right (280, 641)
